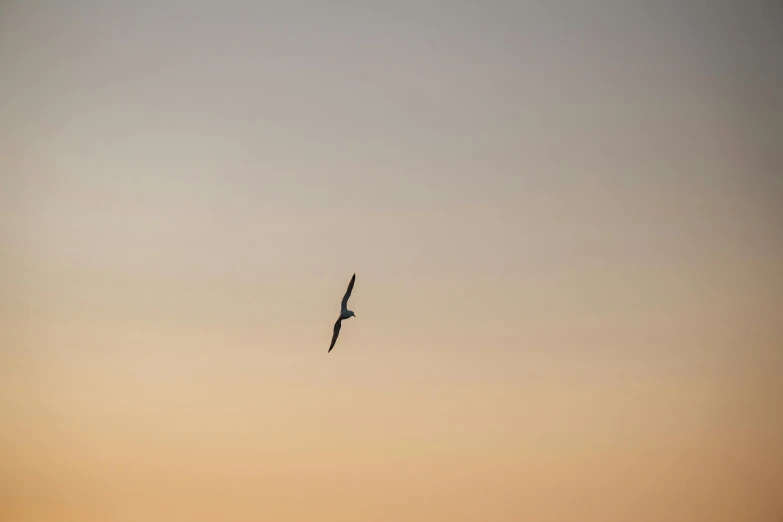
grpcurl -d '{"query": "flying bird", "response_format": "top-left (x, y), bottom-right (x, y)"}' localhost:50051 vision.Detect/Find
top-left (328, 273), bottom-right (356, 353)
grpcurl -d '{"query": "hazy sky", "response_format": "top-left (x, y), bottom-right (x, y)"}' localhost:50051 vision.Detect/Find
top-left (1, 2), bottom-right (782, 521)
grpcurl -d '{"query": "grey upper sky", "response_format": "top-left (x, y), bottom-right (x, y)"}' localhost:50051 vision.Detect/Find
top-left (2, 2), bottom-right (781, 276)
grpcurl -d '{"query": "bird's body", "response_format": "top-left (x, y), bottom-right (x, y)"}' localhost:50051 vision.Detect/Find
top-left (329, 273), bottom-right (356, 353)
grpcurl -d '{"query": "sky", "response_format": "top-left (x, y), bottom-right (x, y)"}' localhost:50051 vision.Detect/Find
top-left (1, 1), bottom-right (782, 521)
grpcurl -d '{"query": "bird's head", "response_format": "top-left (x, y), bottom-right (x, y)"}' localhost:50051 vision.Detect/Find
top-left (348, 311), bottom-right (356, 318)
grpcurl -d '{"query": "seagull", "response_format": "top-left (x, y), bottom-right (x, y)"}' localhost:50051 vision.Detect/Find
top-left (328, 273), bottom-right (356, 353)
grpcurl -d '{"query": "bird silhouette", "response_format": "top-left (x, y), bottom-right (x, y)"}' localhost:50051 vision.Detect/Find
top-left (328, 273), bottom-right (356, 353)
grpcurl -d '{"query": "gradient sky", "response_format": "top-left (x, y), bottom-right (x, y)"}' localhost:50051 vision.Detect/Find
top-left (1, 2), bottom-right (782, 521)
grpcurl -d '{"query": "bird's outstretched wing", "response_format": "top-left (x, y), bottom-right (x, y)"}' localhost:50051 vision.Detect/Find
top-left (340, 273), bottom-right (356, 312)
top-left (328, 317), bottom-right (343, 353)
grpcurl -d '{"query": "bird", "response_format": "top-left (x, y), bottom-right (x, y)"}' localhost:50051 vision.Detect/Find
top-left (328, 273), bottom-right (356, 353)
